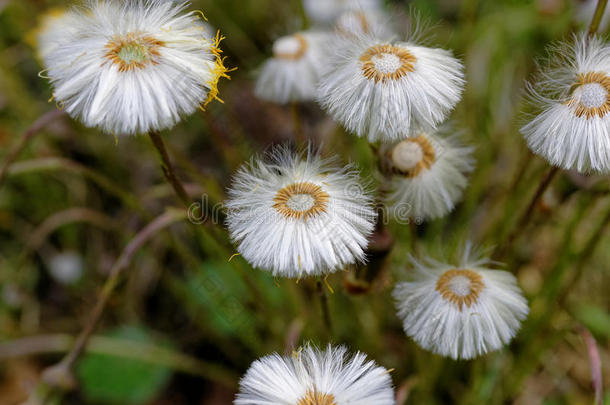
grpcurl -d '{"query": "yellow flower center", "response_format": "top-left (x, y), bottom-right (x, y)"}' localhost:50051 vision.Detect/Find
top-left (390, 134), bottom-right (436, 177)
top-left (435, 269), bottom-right (485, 310)
top-left (568, 72), bottom-right (610, 118)
top-left (273, 182), bottom-right (329, 220)
top-left (273, 34), bottom-right (308, 60)
top-left (297, 390), bottom-right (337, 405)
top-left (104, 33), bottom-right (163, 72)
top-left (360, 44), bottom-right (416, 83)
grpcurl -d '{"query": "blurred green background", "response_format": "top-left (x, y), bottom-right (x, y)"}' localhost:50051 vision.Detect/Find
top-left (0, 0), bottom-right (609, 404)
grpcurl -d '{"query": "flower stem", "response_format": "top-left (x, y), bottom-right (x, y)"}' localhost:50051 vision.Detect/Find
top-left (39, 209), bottom-right (187, 393)
top-left (316, 279), bottom-right (332, 333)
top-left (0, 109), bottom-right (64, 191)
top-left (493, 166), bottom-right (559, 260)
top-left (148, 130), bottom-right (192, 208)
top-left (589, 0), bottom-right (608, 36)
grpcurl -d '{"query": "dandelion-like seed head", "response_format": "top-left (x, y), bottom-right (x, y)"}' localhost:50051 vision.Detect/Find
top-left (255, 31), bottom-right (331, 104)
top-left (360, 44), bottom-right (416, 83)
top-left (384, 128), bottom-right (474, 221)
top-left (435, 269), bottom-right (484, 310)
top-left (390, 135), bottom-right (436, 177)
top-left (521, 34), bottom-right (610, 172)
top-left (235, 345), bottom-right (395, 405)
top-left (393, 245), bottom-right (529, 360)
top-left (317, 34), bottom-right (464, 141)
top-left (41, 0), bottom-right (230, 135)
top-left (225, 146), bottom-right (376, 278)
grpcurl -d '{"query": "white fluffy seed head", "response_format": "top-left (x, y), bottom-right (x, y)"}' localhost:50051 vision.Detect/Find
top-left (225, 145), bottom-right (377, 278)
top-left (317, 35), bottom-right (465, 142)
top-left (384, 126), bottom-right (475, 221)
top-left (235, 344), bottom-right (396, 405)
top-left (255, 31), bottom-right (332, 104)
top-left (393, 244), bottom-right (529, 360)
top-left (41, 0), bottom-right (229, 135)
top-left (34, 8), bottom-right (81, 66)
top-left (521, 33), bottom-right (610, 173)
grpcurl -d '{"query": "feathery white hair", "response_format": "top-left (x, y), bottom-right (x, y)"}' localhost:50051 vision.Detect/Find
top-left (35, 8), bottom-right (81, 66)
top-left (521, 34), bottom-right (610, 173)
top-left (255, 31), bottom-right (331, 104)
top-left (393, 245), bottom-right (529, 360)
top-left (303, 0), bottom-right (384, 24)
top-left (42, 0), bottom-right (229, 135)
top-left (317, 34), bottom-right (465, 142)
top-left (384, 127), bottom-right (475, 221)
top-left (225, 145), bottom-right (377, 278)
top-left (235, 344), bottom-right (396, 405)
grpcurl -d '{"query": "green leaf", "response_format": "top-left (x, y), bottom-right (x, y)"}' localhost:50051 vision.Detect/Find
top-left (76, 325), bottom-right (172, 405)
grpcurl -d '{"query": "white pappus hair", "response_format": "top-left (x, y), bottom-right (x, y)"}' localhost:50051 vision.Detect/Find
top-left (225, 145), bottom-right (377, 278)
top-left (317, 33), bottom-right (465, 142)
top-left (43, 0), bottom-right (229, 135)
top-left (393, 244), bottom-right (529, 360)
top-left (255, 30), bottom-right (332, 104)
top-left (521, 34), bottom-right (610, 173)
top-left (235, 344), bottom-right (396, 405)
top-left (383, 126), bottom-right (475, 221)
